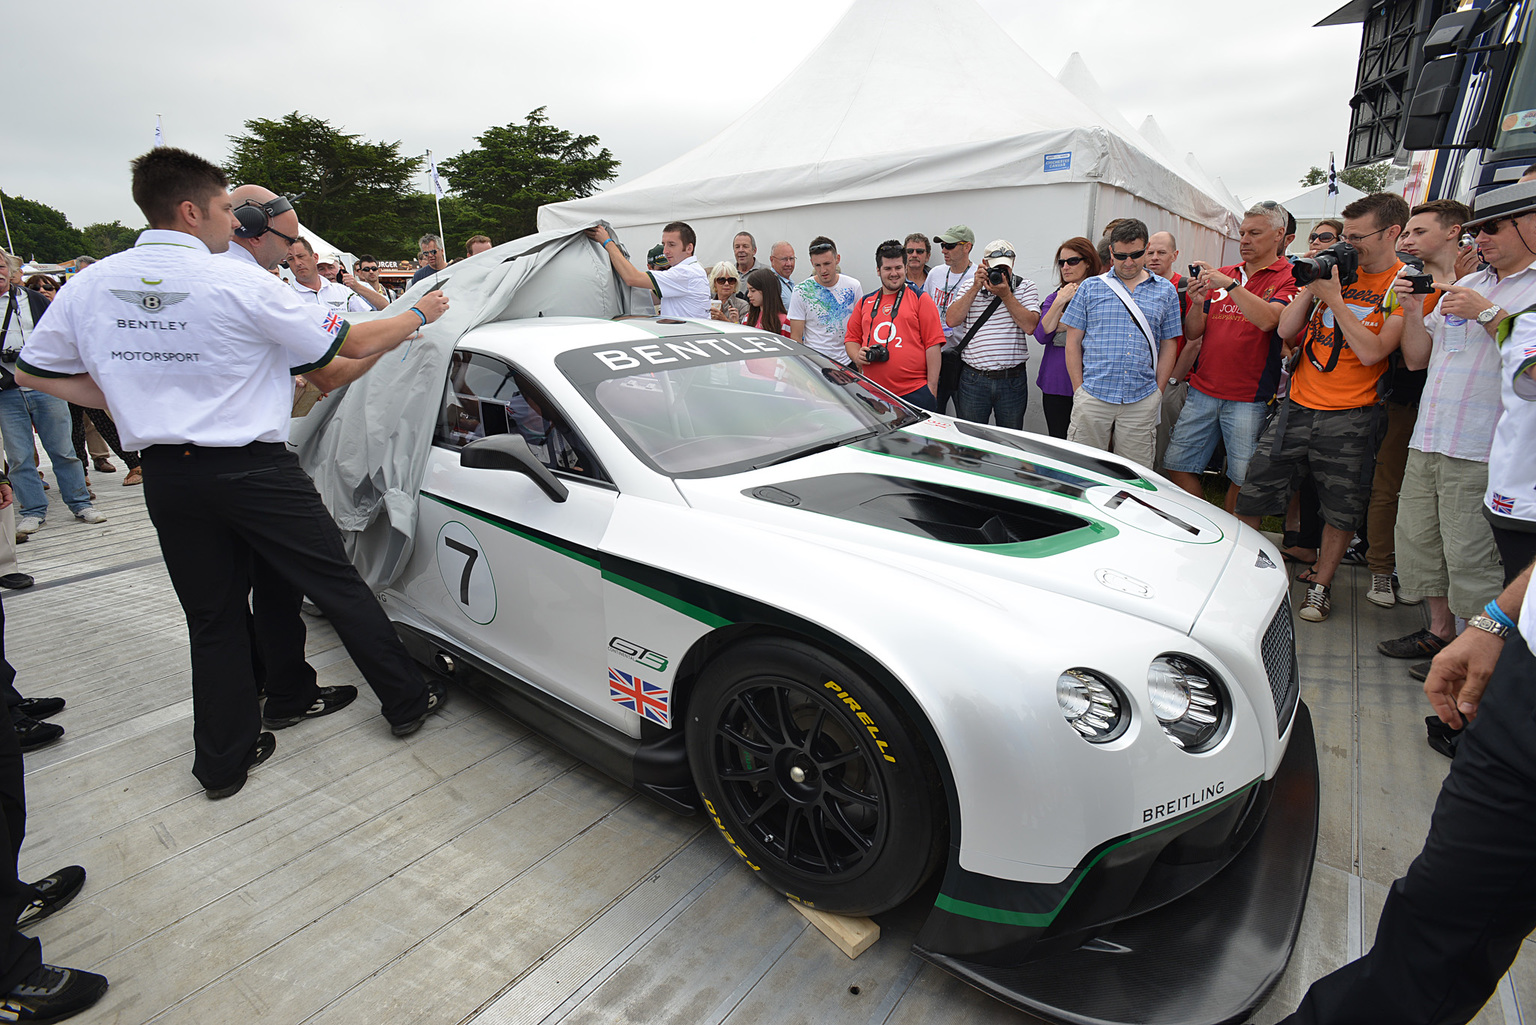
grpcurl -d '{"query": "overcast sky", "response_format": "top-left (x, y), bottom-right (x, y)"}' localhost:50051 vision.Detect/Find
top-left (4, 0), bottom-right (1364, 237)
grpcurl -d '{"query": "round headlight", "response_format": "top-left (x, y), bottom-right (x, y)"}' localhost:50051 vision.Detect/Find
top-left (1056, 669), bottom-right (1128, 743)
top-left (1147, 655), bottom-right (1228, 751)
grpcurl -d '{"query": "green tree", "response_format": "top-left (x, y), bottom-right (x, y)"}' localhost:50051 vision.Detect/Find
top-left (1299, 166), bottom-right (1327, 187)
top-left (223, 113), bottom-right (423, 255)
top-left (440, 108), bottom-right (619, 242)
top-left (1298, 161), bottom-right (1394, 193)
top-left (0, 192), bottom-right (84, 263)
top-left (79, 221), bottom-right (143, 259)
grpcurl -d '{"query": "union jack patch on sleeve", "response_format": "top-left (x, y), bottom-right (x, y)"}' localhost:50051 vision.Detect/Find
top-left (609, 667), bottom-right (670, 727)
top-left (1492, 493), bottom-right (1516, 515)
top-left (321, 311), bottom-right (343, 336)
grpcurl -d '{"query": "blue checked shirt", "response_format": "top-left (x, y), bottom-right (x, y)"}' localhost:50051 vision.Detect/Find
top-left (1060, 272), bottom-right (1182, 404)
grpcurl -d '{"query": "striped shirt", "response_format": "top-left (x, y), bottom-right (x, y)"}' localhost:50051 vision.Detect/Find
top-left (1060, 271), bottom-right (1182, 404)
top-left (953, 275), bottom-right (1040, 371)
top-left (1415, 262), bottom-right (1536, 462)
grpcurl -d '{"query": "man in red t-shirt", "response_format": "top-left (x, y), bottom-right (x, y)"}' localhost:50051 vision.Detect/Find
top-left (845, 240), bottom-right (945, 410)
top-left (1163, 203), bottom-right (1300, 510)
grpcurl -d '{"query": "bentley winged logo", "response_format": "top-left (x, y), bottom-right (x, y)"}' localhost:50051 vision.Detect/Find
top-left (110, 289), bottom-right (190, 313)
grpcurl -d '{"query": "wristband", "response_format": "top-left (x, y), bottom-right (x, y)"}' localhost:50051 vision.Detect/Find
top-left (1484, 599), bottom-right (1516, 630)
top-left (409, 307), bottom-right (427, 327)
top-left (603, 238), bottom-right (615, 248)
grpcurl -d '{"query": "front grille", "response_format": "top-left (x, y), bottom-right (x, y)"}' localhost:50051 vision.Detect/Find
top-left (1261, 602), bottom-right (1299, 734)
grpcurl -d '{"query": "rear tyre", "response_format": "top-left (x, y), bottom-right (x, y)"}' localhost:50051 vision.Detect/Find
top-left (686, 637), bottom-right (944, 915)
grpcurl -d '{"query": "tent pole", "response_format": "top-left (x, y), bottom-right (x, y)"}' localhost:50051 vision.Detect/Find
top-left (1085, 184), bottom-right (1100, 243)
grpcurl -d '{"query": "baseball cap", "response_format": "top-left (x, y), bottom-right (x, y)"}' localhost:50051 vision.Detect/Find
top-left (1465, 179), bottom-right (1536, 229)
top-left (316, 253), bottom-right (340, 265)
top-left (648, 244), bottom-right (669, 268)
top-left (982, 239), bottom-right (1016, 271)
top-left (933, 225), bottom-right (975, 245)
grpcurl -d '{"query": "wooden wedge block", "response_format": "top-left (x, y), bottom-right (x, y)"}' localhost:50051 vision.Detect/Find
top-left (790, 900), bottom-right (880, 959)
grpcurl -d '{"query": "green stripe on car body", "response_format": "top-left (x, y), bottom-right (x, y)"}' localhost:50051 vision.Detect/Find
top-left (934, 778), bottom-right (1261, 927)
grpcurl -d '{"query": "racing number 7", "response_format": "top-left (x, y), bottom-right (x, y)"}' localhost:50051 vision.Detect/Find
top-left (444, 537), bottom-right (478, 605)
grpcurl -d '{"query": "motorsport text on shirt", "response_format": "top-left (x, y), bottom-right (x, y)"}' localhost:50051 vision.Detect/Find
top-left (19, 229), bottom-right (352, 450)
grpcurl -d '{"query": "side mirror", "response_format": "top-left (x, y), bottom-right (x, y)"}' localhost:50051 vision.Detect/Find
top-left (460, 434), bottom-right (569, 503)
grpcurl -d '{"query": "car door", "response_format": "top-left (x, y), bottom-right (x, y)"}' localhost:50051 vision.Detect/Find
top-left (419, 350), bottom-right (637, 733)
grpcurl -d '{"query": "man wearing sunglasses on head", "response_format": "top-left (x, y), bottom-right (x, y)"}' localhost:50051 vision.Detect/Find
top-left (943, 239), bottom-right (1040, 430)
top-left (1060, 218), bottom-right (1183, 468)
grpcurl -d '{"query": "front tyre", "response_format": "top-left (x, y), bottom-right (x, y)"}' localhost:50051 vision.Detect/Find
top-left (686, 638), bottom-right (944, 915)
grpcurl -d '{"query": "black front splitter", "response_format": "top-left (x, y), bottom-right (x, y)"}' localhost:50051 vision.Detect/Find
top-left (915, 702), bottom-right (1320, 1025)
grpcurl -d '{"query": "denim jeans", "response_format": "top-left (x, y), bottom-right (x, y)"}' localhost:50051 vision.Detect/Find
top-left (0, 388), bottom-right (91, 521)
top-left (955, 365), bottom-right (1028, 430)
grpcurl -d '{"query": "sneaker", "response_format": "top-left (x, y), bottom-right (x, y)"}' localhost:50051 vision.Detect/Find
top-left (16, 697), bottom-right (64, 720)
top-left (1367, 573), bottom-right (1396, 608)
top-left (1409, 661), bottom-right (1433, 682)
top-left (17, 865), bottom-right (86, 927)
top-left (262, 685), bottom-right (358, 730)
top-left (1378, 627), bottom-right (1451, 659)
top-left (0, 574), bottom-right (33, 590)
top-left (0, 963), bottom-right (108, 1023)
top-left (1341, 536), bottom-right (1368, 565)
top-left (13, 716), bottom-right (63, 753)
top-left (205, 732), bottom-right (275, 800)
top-left (15, 517), bottom-right (41, 536)
top-left (1299, 583), bottom-right (1331, 622)
top-left (73, 507), bottom-right (106, 525)
top-left (391, 679), bottom-right (448, 737)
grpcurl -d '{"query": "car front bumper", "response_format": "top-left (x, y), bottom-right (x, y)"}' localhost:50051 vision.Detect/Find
top-left (913, 700), bottom-right (1319, 1025)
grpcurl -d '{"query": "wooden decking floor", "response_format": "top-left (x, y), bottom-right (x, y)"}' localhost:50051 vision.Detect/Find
top-left (6, 455), bottom-right (1530, 1025)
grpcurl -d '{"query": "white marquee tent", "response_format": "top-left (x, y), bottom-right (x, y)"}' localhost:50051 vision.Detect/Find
top-left (1276, 181), bottom-right (1368, 254)
top-left (539, 0), bottom-right (1240, 288)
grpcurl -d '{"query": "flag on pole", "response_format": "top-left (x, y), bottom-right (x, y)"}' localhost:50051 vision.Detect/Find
top-left (426, 150), bottom-right (445, 197)
top-left (154, 115), bottom-right (165, 148)
top-left (1327, 153), bottom-right (1338, 196)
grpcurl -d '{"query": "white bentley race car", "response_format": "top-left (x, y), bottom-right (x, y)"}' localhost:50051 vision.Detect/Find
top-left (374, 316), bottom-right (1319, 1025)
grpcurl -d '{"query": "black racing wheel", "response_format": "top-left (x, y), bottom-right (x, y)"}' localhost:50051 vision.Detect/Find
top-left (686, 637), bottom-right (945, 915)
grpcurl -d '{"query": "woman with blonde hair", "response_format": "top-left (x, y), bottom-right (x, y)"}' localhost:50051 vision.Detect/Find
top-left (708, 262), bottom-right (750, 323)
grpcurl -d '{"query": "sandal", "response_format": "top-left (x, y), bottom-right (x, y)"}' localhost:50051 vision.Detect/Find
top-left (123, 466), bottom-right (143, 486)
top-left (93, 457), bottom-right (117, 474)
top-left (1295, 566), bottom-right (1320, 585)
top-left (1281, 530), bottom-right (1317, 565)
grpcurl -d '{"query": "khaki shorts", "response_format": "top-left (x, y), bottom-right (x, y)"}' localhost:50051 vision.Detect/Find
top-left (1394, 449), bottom-right (1503, 617)
top-left (1067, 387), bottom-right (1160, 470)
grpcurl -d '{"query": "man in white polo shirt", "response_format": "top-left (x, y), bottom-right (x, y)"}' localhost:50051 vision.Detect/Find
top-left (586, 221), bottom-right (710, 318)
top-left (17, 148), bottom-right (451, 800)
top-left (788, 236), bottom-right (862, 365)
top-left (287, 238), bottom-right (374, 313)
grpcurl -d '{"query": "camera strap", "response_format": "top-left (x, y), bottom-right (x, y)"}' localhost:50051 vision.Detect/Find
top-left (953, 284), bottom-right (1008, 358)
top-left (1100, 271), bottom-right (1159, 368)
top-left (864, 283), bottom-right (907, 344)
top-left (0, 290), bottom-right (20, 392)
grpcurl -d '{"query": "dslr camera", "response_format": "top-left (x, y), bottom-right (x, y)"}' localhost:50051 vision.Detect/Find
top-left (1292, 241), bottom-right (1359, 287)
top-left (1396, 252), bottom-right (1435, 294)
top-left (864, 343), bottom-right (889, 363)
top-left (987, 265), bottom-right (1011, 286)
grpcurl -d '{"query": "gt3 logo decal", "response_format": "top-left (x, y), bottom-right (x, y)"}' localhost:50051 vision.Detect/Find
top-left (609, 668), bottom-right (671, 727)
top-left (608, 637), bottom-right (669, 672)
top-left (822, 680), bottom-right (896, 763)
top-left (435, 521), bottom-right (496, 625)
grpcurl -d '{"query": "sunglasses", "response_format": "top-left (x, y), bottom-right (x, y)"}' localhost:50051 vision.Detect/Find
top-left (1110, 249), bottom-right (1146, 261)
top-left (357, 265), bottom-right (378, 273)
top-left (714, 277), bottom-right (737, 285)
top-left (1478, 217), bottom-right (1516, 236)
top-left (986, 249), bottom-right (1016, 260)
top-left (420, 249), bottom-right (439, 259)
top-left (904, 247), bottom-right (928, 255)
top-left (808, 242), bottom-right (834, 255)
top-left (939, 241), bottom-right (963, 251)
top-left (1307, 231), bottom-right (1338, 243)
top-left (1056, 256), bottom-right (1085, 267)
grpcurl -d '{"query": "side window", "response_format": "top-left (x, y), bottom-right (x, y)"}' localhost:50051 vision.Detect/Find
top-left (436, 351), bottom-right (608, 483)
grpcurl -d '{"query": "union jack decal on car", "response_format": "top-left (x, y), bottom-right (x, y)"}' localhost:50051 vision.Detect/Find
top-left (609, 667), bottom-right (670, 727)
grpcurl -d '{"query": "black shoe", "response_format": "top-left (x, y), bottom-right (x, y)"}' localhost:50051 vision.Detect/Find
top-left (1409, 661), bottom-right (1433, 682)
top-left (262, 685), bottom-right (358, 730)
top-left (204, 732), bottom-right (276, 800)
top-left (1379, 627), bottom-right (1452, 660)
top-left (0, 574), bottom-right (33, 590)
top-left (0, 963), bottom-right (108, 1023)
top-left (13, 716), bottom-right (63, 752)
top-left (17, 866), bottom-right (86, 927)
top-left (391, 680), bottom-right (448, 737)
top-left (16, 697), bottom-right (64, 720)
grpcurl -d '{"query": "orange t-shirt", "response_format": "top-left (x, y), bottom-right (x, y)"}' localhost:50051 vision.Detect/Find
top-left (1288, 261), bottom-right (1405, 411)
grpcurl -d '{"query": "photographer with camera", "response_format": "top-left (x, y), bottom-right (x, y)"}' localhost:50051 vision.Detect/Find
top-left (844, 240), bottom-right (945, 411)
top-left (943, 238), bottom-right (1041, 429)
top-left (1237, 192), bottom-right (1410, 623)
top-left (1163, 202), bottom-right (1299, 511)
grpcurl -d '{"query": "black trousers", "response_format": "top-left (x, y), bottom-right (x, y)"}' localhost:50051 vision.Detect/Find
top-left (0, 597), bottom-right (41, 991)
top-left (1491, 523), bottom-right (1536, 589)
top-left (1040, 392), bottom-right (1073, 439)
top-left (139, 443), bottom-right (428, 788)
top-left (1281, 630), bottom-right (1536, 1024)
top-left (247, 552), bottom-right (318, 719)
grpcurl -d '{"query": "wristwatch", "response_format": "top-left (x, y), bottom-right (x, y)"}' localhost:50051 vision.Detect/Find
top-left (1477, 304), bottom-right (1503, 325)
top-left (1468, 613), bottom-right (1511, 639)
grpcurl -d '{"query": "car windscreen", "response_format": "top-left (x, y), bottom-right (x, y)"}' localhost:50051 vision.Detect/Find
top-left (555, 332), bottom-right (927, 477)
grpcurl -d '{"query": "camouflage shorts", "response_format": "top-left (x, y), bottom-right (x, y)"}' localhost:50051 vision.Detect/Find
top-left (1235, 401), bottom-right (1381, 531)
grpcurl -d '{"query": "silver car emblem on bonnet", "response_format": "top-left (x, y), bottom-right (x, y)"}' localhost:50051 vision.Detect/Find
top-left (1255, 551), bottom-right (1277, 569)
top-left (1095, 568), bottom-right (1153, 599)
